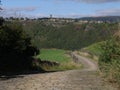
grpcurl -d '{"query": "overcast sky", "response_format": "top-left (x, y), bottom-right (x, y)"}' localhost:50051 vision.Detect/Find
top-left (0, 0), bottom-right (120, 18)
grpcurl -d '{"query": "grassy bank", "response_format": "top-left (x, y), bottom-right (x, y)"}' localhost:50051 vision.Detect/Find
top-left (36, 49), bottom-right (82, 71)
top-left (80, 40), bottom-right (120, 88)
top-left (79, 42), bottom-right (104, 61)
top-left (82, 42), bottom-right (103, 56)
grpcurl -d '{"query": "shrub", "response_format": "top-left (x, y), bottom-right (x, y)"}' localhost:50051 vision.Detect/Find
top-left (99, 31), bottom-right (120, 87)
top-left (0, 21), bottom-right (39, 71)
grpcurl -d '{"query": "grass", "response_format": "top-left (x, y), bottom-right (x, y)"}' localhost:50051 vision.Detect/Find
top-left (79, 42), bottom-right (104, 61)
top-left (36, 49), bottom-right (82, 71)
top-left (36, 49), bottom-right (70, 63)
top-left (82, 42), bottom-right (104, 56)
top-left (39, 61), bottom-right (82, 71)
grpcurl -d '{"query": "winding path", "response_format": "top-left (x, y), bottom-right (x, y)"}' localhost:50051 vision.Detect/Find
top-left (71, 51), bottom-right (97, 71)
top-left (0, 52), bottom-right (118, 90)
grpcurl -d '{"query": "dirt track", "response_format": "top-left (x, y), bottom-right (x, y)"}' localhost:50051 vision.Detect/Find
top-left (71, 51), bottom-right (97, 71)
top-left (0, 52), bottom-right (118, 90)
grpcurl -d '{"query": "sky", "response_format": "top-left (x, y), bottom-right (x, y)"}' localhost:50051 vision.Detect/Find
top-left (0, 0), bottom-right (120, 18)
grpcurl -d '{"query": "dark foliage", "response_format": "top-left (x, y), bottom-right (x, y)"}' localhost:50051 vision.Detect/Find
top-left (0, 17), bottom-right (4, 26)
top-left (0, 21), bottom-right (39, 72)
top-left (99, 31), bottom-right (120, 87)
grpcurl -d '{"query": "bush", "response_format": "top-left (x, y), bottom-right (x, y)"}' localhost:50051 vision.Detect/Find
top-left (0, 17), bottom-right (4, 26)
top-left (0, 21), bottom-right (39, 71)
top-left (99, 31), bottom-right (120, 87)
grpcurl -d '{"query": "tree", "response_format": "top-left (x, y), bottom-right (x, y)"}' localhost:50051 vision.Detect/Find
top-left (0, 21), bottom-right (39, 71)
top-left (0, 17), bottom-right (4, 26)
top-left (0, 0), bottom-right (3, 10)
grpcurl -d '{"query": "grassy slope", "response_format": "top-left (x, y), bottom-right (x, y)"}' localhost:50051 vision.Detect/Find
top-left (82, 42), bottom-right (104, 56)
top-left (36, 49), bottom-right (82, 71)
top-left (79, 42), bottom-right (104, 61)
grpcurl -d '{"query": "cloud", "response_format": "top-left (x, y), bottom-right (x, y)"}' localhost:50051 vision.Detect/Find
top-left (57, 0), bottom-right (120, 4)
top-left (51, 8), bottom-right (120, 18)
top-left (96, 8), bottom-right (120, 16)
top-left (35, 13), bottom-right (48, 18)
top-left (0, 6), bottom-right (38, 17)
top-left (79, 0), bottom-right (119, 3)
top-left (4, 6), bottom-right (38, 12)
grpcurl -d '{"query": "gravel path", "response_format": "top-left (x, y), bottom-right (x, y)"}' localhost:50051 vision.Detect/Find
top-left (0, 52), bottom-right (118, 90)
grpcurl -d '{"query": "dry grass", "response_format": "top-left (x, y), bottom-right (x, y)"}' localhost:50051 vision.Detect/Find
top-left (39, 61), bottom-right (82, 71)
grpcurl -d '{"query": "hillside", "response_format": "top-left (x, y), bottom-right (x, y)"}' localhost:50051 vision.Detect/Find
top-left (77, 16), bottom-right (120, 23)
top-left (23, 21), bottom-right (118, 50)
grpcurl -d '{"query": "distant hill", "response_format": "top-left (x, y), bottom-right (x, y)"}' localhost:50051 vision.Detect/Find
top-left (77, 16), bottom-right (120, 23)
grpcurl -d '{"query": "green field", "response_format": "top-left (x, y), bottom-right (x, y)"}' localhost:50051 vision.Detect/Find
top-left (36, 49), bottom-right (71, 63)
top-left (36, 49), bottom-right (82, 71)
